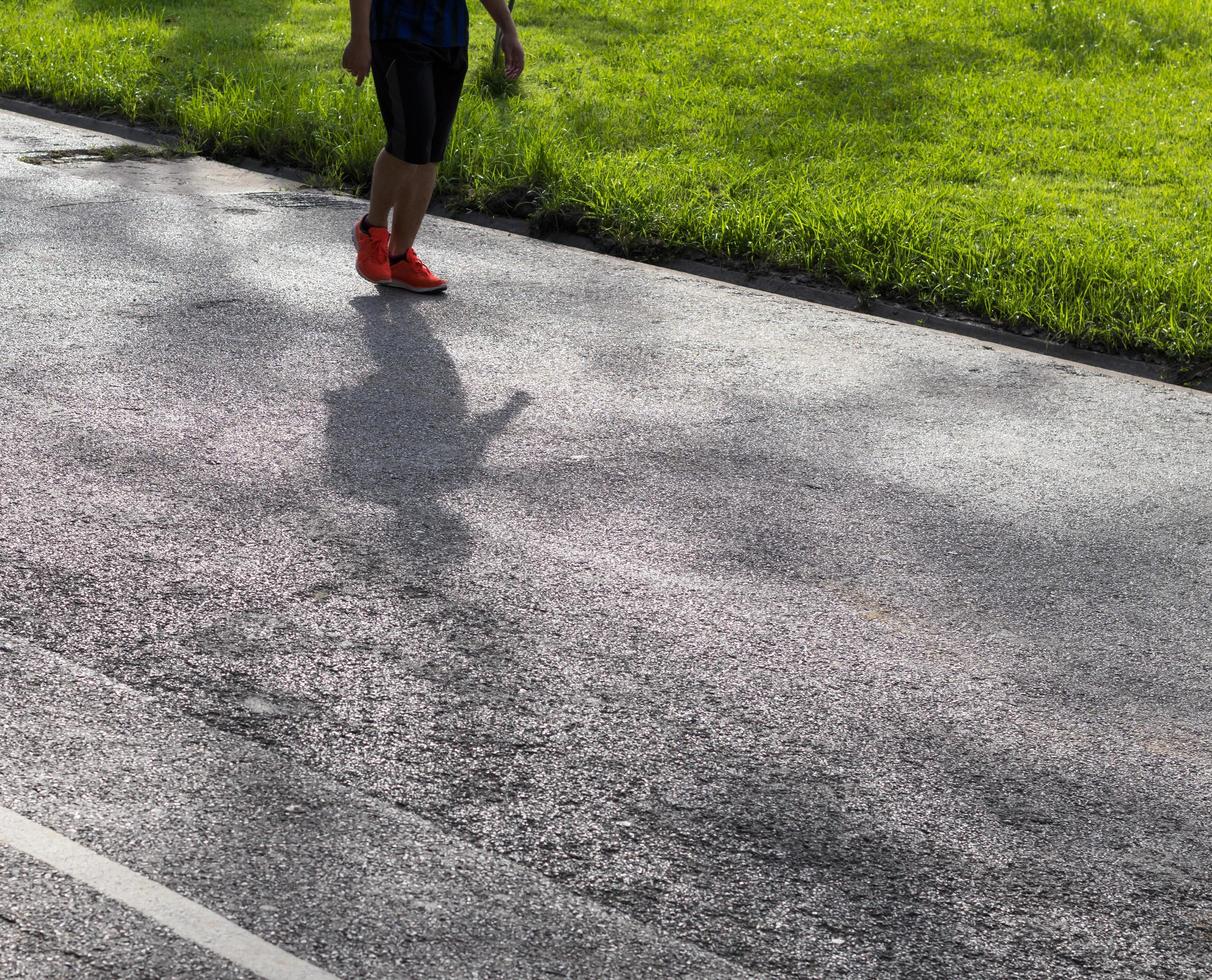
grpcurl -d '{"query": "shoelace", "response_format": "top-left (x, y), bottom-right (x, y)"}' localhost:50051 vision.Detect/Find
top-left (407, 250), bottom-right (436, 278)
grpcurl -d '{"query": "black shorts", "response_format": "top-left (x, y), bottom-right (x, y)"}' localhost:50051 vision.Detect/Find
top-left (370, 40), bottom-right (468, 165)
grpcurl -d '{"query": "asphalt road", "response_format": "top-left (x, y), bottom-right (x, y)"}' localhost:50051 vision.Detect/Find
top-left (2, 105), bottom-right (1211, 978)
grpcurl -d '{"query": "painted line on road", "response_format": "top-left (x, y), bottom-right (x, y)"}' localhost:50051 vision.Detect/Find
top-left (0, 806), bottom-right (340, 980)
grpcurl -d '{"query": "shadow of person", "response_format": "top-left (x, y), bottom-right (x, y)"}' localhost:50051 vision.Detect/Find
top-left (325, 294), bottom-right (531, 584)
top-left (325, 295), bottom-right (547, 815)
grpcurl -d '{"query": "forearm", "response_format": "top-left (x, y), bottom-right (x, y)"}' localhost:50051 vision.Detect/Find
top-left (349, 0), bottom-right (370, 41)
top-left (478, 0), bottom-right (518, 37)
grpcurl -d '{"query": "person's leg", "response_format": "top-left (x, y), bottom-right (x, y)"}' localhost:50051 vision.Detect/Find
top-left (390, 46), bottom-right (466, 259)
top-left (362, 43), bottom-right (455, 291)
top-left (356, 43), bottom-right (438, 285)
top-left (388, 162), bottom-right (438, 257)
top-left (367, 43), bottom-right (436, 231)
top-left (367, 149), bottom-right (411, 229)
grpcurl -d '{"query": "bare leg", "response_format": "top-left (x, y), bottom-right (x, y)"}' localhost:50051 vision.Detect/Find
top-left (389, 162), bottom-right (439, 257)
top-left (366, 149), bottom-right (410, 227)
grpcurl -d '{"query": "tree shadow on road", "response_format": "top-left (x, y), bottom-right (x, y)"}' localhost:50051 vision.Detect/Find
top-left (323, 294), bottom-right (551, 822)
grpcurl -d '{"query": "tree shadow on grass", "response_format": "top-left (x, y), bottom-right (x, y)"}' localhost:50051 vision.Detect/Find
top-left (770, 36), bottom-right (993, 153)
top-left (517, 1), bottom-right (680, 56)
top-left (67, 0), bottom-right (339, 163)
top-left (72, 0), bottom-right (292, 63)
top-left (1004, 2), bottom-right (1206, 74)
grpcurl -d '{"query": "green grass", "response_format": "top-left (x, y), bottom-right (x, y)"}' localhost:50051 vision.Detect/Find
top-left (2, 0), bottom-right (1211, 368)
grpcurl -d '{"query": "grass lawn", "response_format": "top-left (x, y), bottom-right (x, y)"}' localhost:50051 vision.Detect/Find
top-left (2, 0), bottom-right (1211, 368)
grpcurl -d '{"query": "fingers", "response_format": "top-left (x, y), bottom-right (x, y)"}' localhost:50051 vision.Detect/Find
top-left (341, 45), bottom-right (371, 86)
top-left (505, 46), bottom-right (524, 80)
top-left (499, 36), bottom-right (524, 80)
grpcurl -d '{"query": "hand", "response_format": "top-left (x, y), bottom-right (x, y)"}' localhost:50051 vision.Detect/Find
top-left (342, 38), bottom-right (371, 85)
top-left (500, 32), bottom-right (524, 80)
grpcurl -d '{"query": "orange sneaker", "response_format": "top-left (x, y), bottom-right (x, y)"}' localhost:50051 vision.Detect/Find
top-left (387, 248), bottom-right (447, 293)
top-left (352, 216), bottom-right (390, 284)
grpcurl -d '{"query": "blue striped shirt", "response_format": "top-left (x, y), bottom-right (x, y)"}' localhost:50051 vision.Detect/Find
top-left (370, 0), bottom-right (470, 48)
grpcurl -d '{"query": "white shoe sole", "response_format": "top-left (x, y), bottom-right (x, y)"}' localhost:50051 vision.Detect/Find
top-left (381, 279), bottom-right (448, 294)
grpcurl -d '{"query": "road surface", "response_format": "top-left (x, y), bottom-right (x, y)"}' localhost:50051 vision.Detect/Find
top-left (2, 104), bottom-right (1211, 978)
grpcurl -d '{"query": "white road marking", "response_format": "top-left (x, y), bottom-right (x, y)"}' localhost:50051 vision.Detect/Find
top-left (0, 806), bottom-right (340, 980)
